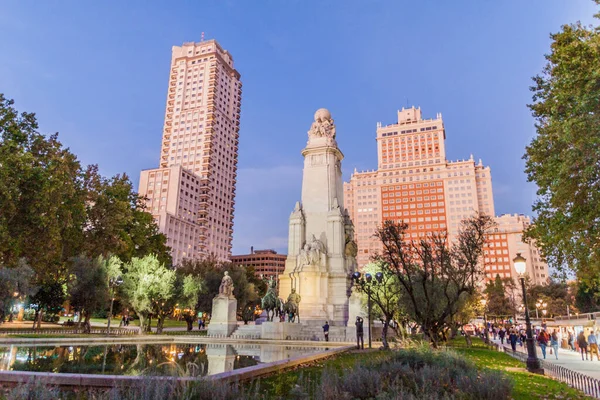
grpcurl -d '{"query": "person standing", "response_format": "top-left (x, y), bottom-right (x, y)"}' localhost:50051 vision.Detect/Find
top-left (538, 329), bottom-right (549, 359)
top-left (355, 317), bottom-right (364, 349)
top-left (550, 330), bottom-right (559, 360)
top-left (322, 321), bottom-right (330, 342)
top-left (509, 329), bottom-right (518, 352)
top-left (498, 327), bottom-right (506, 344)
top-left (588, 331), bottom-right (598, 361)
top-left (577, 331), bottom-right (588, 360)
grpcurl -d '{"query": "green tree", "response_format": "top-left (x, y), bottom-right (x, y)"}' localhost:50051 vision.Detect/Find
top-left (574, 280), bottom-right (600, 313)
top-left (68, 256), bottom-right (109, 332)
top-left (178, 274), bottom-right (204, 331)
top-left (483, 275), bottom-right (515, 319)
top-left (122, 254), bottom-right (176, 335)
top-left (527, 280), bottom-right (576, 318)
top-left (524, 4), bottom-right (600, 285)
top-left (179, 257), bottom-right (263, 319)
top-left (0, 260), bottom-right (36, 322)
top-left (0, 94), bottom-right (86, 286)
top-left (83, 168), bottom-right (171, 266)
top-left (30, 280), bottom-right (66, 329)
top-left (354, 261), bottom-right (404, 349)
top-left (375, 214), bottom-right (495, 348)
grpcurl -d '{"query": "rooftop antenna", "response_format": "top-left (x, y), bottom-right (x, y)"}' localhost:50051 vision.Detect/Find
top-left (201, 32), bottom-right (205, 42)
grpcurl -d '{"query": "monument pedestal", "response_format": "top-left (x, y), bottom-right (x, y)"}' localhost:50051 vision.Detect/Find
top-left (207, 297), bottom-right (238, 337)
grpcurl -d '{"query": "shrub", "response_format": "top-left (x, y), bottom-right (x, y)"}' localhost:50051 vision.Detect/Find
top-left (308, 347), bottom-right (513, 400)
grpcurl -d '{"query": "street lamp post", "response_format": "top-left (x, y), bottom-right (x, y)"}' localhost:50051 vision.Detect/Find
top-left (107, 276), bottom-right (123, 335)
top-left (513, 253), bottom-right (542, 373)
top-left (481, 298), bottom-right (489, 344)
top-left (352, 271), bottom-right (383, 349)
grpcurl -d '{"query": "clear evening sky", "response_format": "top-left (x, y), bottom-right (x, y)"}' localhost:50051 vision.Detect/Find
top-left (1, 1), bottom-right (597, 255)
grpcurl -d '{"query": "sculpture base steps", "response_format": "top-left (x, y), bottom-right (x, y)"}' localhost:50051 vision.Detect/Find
top-left (230, 324), bottom-right (262, 339)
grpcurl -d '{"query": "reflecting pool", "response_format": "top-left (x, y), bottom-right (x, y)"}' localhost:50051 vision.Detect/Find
top-left (0, 342), bottom-right (325, 377)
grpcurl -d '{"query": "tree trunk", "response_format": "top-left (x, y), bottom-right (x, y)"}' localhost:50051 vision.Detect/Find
top-left (465, 333), bottom-right (472, 347)
top-left (156, 315), bottom-right (165, 335)
top-left (381, 319), bottom-right (390, 349)
top-left (449, 323), bottom-right (459, 340)
top-left (83, 311), bottom-right (91, 334)
top-left (185, 315), bottom-right (193, 331)
top-left (35, 309), bottom-right (43, 330)
top-left (146, 315), bottom-right (152, 333)
top-left (138, 314), bottom-right (146, 335)
top-left (32, 310), bottom-right (38, 330)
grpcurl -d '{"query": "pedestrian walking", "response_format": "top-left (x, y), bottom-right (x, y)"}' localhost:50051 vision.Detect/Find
top-left (537, 329), bottom-right (550, 359)
top-left (568, 330), bottom-right (575, 351)
top-left (499, 327), bottom-right (506, 344)
top-left (355, 317), bottom-right (364, 349)
top-left (588, 331), bottom-right (598, 361)
top-left (550, 330), bottom-right (559, 360)
top-left (577, 331), bottom-right (588, 360)
top-left (322, 321), bottom-right (330, 342)
top-left (509, 329), bottom-right (518, 352)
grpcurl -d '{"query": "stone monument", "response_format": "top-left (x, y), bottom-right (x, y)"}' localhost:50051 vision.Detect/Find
top-left (207, 271), bottom-right (238, 337)
top-left (278, 108), bottom-right (358, 328)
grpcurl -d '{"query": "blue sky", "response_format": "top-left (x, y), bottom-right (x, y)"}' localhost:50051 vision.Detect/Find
top-left (1, 1), bottom-right (597, 256)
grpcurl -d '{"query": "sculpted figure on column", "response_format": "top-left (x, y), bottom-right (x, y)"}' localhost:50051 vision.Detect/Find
top-left (345, 232), bottom-right (358, 262)
top-left (308, 234), bottom-right (324, 265)
top-left (308, 108), bottom-right (336, 140)
top-left (298, 243), bottom-right (311, 267)
top-left (218, 271), bottom-right (235, 299)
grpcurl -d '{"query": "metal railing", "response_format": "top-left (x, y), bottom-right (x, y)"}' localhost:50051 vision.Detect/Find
top-left (554, 311), bottom-right (600, 321)
top-left (540, 359), bottom-right (600, 398)
top-left (500, 344), bottom-right (600, 398)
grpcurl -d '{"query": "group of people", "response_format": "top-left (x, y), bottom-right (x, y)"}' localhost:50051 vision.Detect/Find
top-left (568, 329), bottom-right (599, 361)
top-left (483, 323), bottom-right (599, 361)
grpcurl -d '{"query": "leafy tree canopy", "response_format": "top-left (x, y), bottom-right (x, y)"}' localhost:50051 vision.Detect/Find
top-left (524, 5), bottom-right (600, 285)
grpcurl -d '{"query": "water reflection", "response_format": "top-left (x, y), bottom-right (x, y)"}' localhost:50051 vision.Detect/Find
top-left (0, 343), bottom-right (323, 376)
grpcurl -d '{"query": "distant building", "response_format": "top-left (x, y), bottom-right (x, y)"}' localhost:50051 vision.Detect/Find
top-left (343, 106), bottom-right (548, 284)
top-left (231, 247), bottom-right (286, 280)
top-left (138, 39), bottom-right (242, 265)
top-left (486, 214), bottom-right (549, 285)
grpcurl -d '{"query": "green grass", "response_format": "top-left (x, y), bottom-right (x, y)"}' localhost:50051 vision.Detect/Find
top-left (252, 338), bottom-right (587, 400)
top-left (449, 337), bottom-right (588, 400)
top-left (255, 350), bottom-right (385, 397)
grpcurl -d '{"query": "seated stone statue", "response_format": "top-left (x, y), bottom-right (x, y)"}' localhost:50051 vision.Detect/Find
top-left (218, 271), bottom-right (235, 299)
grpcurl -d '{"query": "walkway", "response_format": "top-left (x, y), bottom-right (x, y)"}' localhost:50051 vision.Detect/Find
top-left (491, 337), bottom-right (600, 380)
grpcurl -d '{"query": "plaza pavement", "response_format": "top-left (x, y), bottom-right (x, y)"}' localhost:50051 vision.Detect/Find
top-left (490, 337), bottom-right (600, 380)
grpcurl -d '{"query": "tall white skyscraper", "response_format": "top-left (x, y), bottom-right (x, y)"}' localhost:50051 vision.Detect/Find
top-left (139, 39), bottom-right (242, 265)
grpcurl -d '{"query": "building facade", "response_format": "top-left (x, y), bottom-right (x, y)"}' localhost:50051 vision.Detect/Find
top-left (138, 39), bottom-right (242, 265)
top-left (485, 214), bottom-right (548, 285)
top-left (343, 107), bottom-right (548, 283)
top-left (231, 248), bottom-right (287, 280)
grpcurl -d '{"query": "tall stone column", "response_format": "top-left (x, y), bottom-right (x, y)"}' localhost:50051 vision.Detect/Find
top-left (279, 109), bottom-right (355, 329)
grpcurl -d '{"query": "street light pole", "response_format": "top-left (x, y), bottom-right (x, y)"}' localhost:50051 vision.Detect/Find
top-left (513, 253), bottom-right (541, 373)
top-left (367, 285), bottom-right (372, 349)
top-left (481, 298), bottom-right (489, 344)
top-left (352, 271), bottom-right (383, 349)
